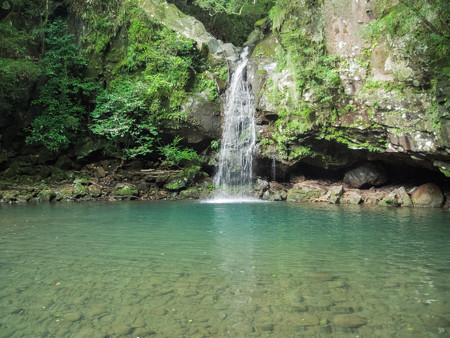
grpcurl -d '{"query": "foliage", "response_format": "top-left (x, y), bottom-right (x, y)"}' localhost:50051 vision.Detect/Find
top-left (0, 17), bottom-right (41, 115)
top-left (267, 0), bottom-right (344, 159)
top-left (0, 58), bottom-right (40, 107)
top-left (192, 72), bottom-right (219, 100)
top-left (69, 0), bottom-right (123, 53)
top-left (90, 79), bottom-right (158, 159)
top-left (26, 19), bottom-right (97, 151)
top-left (210, 140), bottom-right (219, 150)
top-left (158, 136), bottom-right (200, 168)
top-left (169, 0), bottom-right (273, 46)
top-left (90, 6), bottom-right (208, 160)
top-left (363, 0), bottom-right (450, 71)
top-left (194, 0), bottom-right (253, 15)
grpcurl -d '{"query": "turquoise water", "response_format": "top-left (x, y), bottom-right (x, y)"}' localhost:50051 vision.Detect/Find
top-left (0, 201), bottom-right (449, 337)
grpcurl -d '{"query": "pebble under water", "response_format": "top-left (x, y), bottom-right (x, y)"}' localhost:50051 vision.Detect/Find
top-left (0, 201), bottom-right (449, 337)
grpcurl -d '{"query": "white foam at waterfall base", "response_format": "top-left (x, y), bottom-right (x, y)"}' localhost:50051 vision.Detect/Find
top-left (213, 47), bottom-right (257, 202)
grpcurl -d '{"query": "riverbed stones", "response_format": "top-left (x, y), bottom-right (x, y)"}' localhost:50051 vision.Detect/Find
top-left (423, 315), bottom-right (450, 327)
top-left (64, 312), bottom-right (82, 322)
top-left (304, 271), bottom-right (336, 281)
top-left (90, 304), bottom-right (108, 316)
top-left (333, 314), bottom-right (368, 328)
top-left (411, 183), bottom-right (444, 208)
top-left (343, 163), bottom-right (388, 188)
top-left (298, 313), bottom-right (320, 326)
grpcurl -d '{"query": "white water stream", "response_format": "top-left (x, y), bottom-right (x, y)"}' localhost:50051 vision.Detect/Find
top-left (213, 47), bottom-right (256, 199)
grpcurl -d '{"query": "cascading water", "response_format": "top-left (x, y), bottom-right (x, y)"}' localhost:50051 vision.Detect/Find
top-left (213, 47), bottom-right (256, 199)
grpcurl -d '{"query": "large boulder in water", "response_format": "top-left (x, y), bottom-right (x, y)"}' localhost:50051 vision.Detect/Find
top-left (343, 162), bottom-right (388, 188)
top-left (411, 183), bottom-right (444, 208)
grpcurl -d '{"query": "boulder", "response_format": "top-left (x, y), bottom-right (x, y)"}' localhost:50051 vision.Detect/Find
top-left (262, 188), bottom-right (287, 201)
top-left (342, 191), bottom-right (362, 204)
top-left (88, 185), bottom-right (102, 198)
top-left (114, 184), bottom-right (139, 197)
top-left (36, 189), bottom-right (56, 202)
top-left (179, 187), bottom-right (201, 199)
top-left (396, 186), bottom-right (413, 207)
top-left (343, 163), bottom-right (388, 188)
top-left (379, 191), bottom-right (399, 207)
top-left (287, 185), bottom-right (326, 202)
top-left (326, 185), bottom-right (344, 204)
top-left (73, 182), bottom-right (88, 197)
top-left (255, 178), bottom-right (269, 190)
top-left (165, 177), bottom-right (188, 191)
top-left (411, 183), bottom-right (444, 208)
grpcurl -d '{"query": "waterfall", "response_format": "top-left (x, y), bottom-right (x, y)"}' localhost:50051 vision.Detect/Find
top-left (213, 47), bottom-right (256, 199)
top-left (271, 157), bottom-right (276, 181)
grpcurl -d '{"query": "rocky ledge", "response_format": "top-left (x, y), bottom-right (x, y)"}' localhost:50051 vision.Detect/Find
top-left (1, 162), bottom-right (448, 209)
top-left (255, 178), bottom-right (448, 209)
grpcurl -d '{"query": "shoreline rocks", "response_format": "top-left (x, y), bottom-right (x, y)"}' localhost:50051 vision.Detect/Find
top-left (0, 167), bottom-right (447, 208)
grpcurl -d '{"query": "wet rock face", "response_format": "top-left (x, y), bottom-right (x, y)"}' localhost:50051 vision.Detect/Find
top-left (343, 163), bottom-right (388, 188)
top-left (246, 1), bottom-right (450, 176)
top-left (411, 183), bottom-right (444, 208)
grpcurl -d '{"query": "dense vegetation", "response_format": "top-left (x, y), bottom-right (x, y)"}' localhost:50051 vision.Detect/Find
top-left (1, 0), bottom-right (218, 170)
top-left (168, 0), bottom-right (273, 46)
top-left (0, 0), bottom-right (448, 180)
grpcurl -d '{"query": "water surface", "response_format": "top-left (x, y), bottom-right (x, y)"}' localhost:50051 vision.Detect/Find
top-left (0, 201), bottom-right (449, 337)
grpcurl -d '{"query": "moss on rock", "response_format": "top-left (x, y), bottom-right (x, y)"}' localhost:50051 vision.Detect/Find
top-left (114, 184), bottom-right (139, 196)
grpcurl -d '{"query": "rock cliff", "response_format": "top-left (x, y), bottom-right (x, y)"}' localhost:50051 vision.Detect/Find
top-left (247, 0), bottom-right (449, 182)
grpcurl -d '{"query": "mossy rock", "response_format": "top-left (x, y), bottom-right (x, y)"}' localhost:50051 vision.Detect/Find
top-left (114, 184), bottom-right (138, 196)
top-left (179, 187), bottom-right (201, 199)
top-left (74, 178), bottom-right (90, 185)
top-left (56, 187), bottom-right (74, 201)
top-left (379, 192), bottom-right (399, 207)
top-left (73, 182), bottom-right (88, 197)
top-left (1, 191), bottom-right (18, 202)
top-left (251, 35), bottom-right (277, 58)
top-left (286, 188), bottom-right (324, 202)
top-left (88, 185), bottom-right (103, 198)
top-left (165, 177), bottom-right (188, 191)
top-left (36, 189), bottom-right (56, 202)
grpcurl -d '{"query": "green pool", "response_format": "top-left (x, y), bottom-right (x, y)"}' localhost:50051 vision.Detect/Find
top-left (0, 201), bottom-right (449, 337)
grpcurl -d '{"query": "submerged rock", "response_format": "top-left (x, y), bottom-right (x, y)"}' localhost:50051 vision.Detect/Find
top-left (64, 312), bottom-right (82, 322)
top-left (298, 313), bottom-right (320, 326)
top-left (411, 183), bottom-right (444, 208)
top-left (333, 314), bottom-right (368, 328)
